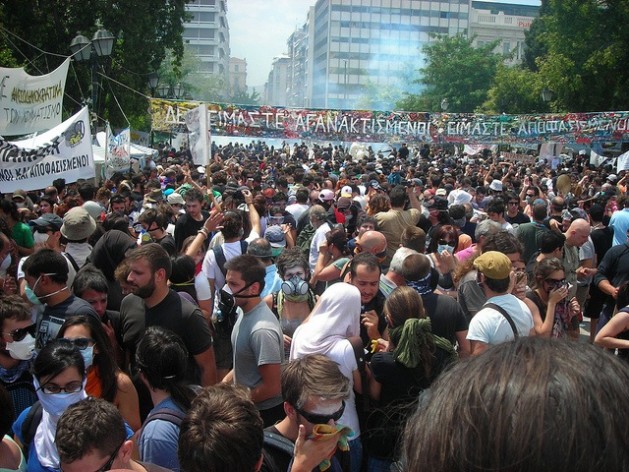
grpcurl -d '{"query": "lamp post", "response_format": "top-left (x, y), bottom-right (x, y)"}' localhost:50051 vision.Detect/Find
top-left (541, 87), bottom-right (554, 103)
top-left (69, 26), bottom-right (115, 124)
top-left (440, 98), bottom-right (449, 112)
top-left (147, 72), bottom-right (159, 96)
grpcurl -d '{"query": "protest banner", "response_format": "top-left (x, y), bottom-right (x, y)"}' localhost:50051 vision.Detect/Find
top-left (149, 99), bottom-right (629, 145)
top-left (0, 106), bottom-right (94, 192)
top-left (0, 58), bottom-right (70, 136)
top-left (105, 125), bottom-right (130, 177)
top-left (501, 152), bottom-right (537, 165)
top-left (184, 104), bottom-right (210, 166)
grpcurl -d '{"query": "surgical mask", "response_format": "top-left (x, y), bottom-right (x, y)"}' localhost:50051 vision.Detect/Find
top-left (34, 378), bottom-right (87, 418)
top-left (33, 231), bottom-right (49, 245)
top-left (79, 345), bottom-right (94, 370)
top-left (14, 201), bottom-right (26, 209)
top-left (25, 286), bottom-right (42, 305)
top-left (437, 244), bottom-right (455, 254)
top-left (6, 333), bottom-right (36, 360)
top-left (281, 276), bottom-right (309, 296)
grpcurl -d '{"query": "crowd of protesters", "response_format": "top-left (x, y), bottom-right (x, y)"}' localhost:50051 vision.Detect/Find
top-left (1, 138), bottom-right (629, 471)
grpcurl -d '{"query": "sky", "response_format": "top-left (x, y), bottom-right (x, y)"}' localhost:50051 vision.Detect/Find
top-left (227, 0), bottom-right (542, 88)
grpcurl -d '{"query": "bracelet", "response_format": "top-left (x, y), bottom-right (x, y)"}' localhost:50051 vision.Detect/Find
top-left (198, 228), bottom-right (209, 238)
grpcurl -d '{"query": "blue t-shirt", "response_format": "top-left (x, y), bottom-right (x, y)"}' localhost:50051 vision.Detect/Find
top-left (13, 404), bottom-right (134, 472)
top-left (138, 398), bottom-right (184, 472)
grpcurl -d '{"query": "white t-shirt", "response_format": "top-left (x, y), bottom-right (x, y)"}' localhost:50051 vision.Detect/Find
top-left (309, 223), bottom-right (331, 271)
top-left (467, 294), bottom-right (533, 345)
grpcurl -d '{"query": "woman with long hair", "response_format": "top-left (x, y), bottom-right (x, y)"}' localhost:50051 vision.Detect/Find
top-left (527, 257), bottom-right (581, 338)
top-left (310, 227), bottom-right (352, 287)
top-left (364, 286), bottom-right (456, 471)
top-left (12, 340), bottom-right (87, 471)
top-left (57, 315), bottom-right (141, 431)
top-left (136, 326), bottom-right (197, 472)
top-left (595, 282), bottom-right (629, 360)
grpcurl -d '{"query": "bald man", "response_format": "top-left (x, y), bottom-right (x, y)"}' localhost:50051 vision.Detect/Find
top-left (562, 218), bottom-right (595, 299)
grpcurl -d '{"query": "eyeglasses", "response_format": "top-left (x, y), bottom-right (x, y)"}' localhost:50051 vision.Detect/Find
top-left (62, 337), bottom-right (94, 350)
top-left (295, 401), bottom-right (345, 425)
top-left (546, 278), bottom-right (565, 284)
top-left (508, 201), bottom-right (519, 206)
top-left (38, 380), bottom-right (83, 395)
top-left (526, 194), bottom-right (535, 198)
top-left (34, 227), bottom-right (54, 234)
top-left (2, 324), bottom-right (37, 342)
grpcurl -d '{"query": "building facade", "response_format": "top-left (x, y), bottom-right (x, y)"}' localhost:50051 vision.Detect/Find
top-left (469, 1), bottom-right (539, 65)
top-left (265, 56), bottom-right (291, 107)
top-left (305, 0), bottom-right (472, 109)
top-left (183, 0), bottom-right (230, 78)
top-left (228, 57), bottom-right (247, 97)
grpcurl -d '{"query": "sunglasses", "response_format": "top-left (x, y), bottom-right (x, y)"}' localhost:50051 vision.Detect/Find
top-left (3, 324), bottom-right (37, 342)
top-left (508, 201), bottom-right (519, 206)
top-left (438, 240), bottom-right (455, 246)
top-left (62, 337), bottom-right (94, 350)
top-left (295, 401), bottom-right (345, 425)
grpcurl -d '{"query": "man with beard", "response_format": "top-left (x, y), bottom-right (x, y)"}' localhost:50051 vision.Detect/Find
top-left (119, 244), bottom-right (216, 388)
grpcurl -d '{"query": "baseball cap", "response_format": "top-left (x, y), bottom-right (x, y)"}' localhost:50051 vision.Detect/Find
top-left (473, 251), bottom-right (512, 280)
top-left (607, 174), bottom-right (618, 182)
top-left (435, 188), bottom-right (447, 197)
top-left (264, 226), bottom-right (286, 257)
top-left (29, 213), bottom-right (63, 231)
top-left (12, 189), bottom-right (27, 201)
top-left (61, 207), bottom-right (97, 241)
top-left (319, 189), bottom-right (335, 202)
top-left (340, 186), bottom-right (353, 198)
top-left (369, 180), bottom-right (384, 191)
top-left (167, 193), bottom-right (185, 205)
top-left (82, 201), bottom-right (103, 221)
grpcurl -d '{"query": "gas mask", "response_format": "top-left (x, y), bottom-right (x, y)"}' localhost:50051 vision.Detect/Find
top-left (281, 276), bottom-right (308, 297)
top-left (214, 283), bottom-right (258, 334)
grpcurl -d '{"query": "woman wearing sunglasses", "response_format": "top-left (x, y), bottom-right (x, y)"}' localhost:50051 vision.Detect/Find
top-left (56, 315), bottom-right (141, 431)
top-left (363, 286), bottom-right (457, 471)
top-left (12, 339), bottom-right (87, 472)
top-left (0, 295), bottom-right (38, 419)
top-left (527, 257), bottom-right (581, 339)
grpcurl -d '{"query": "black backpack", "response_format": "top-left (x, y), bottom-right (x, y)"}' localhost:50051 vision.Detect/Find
top-left (20, 401), bottom-right (43, 458)
top-left (213, 240), bottom-right (248, 277)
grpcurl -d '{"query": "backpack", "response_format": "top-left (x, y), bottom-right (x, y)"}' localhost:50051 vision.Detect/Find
top-left (213, 240), bottom-right (248, 277)
top-left (142, 408), bottom-right (186, 428)
top-left (295, 223), bottom-right (316, 258)
top-left (20, 401), bottom-right (43, 458)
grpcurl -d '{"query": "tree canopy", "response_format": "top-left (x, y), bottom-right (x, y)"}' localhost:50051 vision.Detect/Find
top-left (398, 34), bottom-right (502, 113)
top-left (1, 0), bottom-right (189, 129)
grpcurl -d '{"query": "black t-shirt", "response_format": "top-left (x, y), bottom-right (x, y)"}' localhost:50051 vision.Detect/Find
top-left (119, 290), bottom-right (213, 382)
top-left (36, 294), bottom-right (99, 349)
top-left (174, 211), bottom-right (209, 252)
top-left (364, 347), bottom-right (451, 459)
top-left (420, 292), bottom-right (468, 346)
top-left (505, 211), bottom-right (531, 227)
top-left (155, 234), bottom-right (177, 256)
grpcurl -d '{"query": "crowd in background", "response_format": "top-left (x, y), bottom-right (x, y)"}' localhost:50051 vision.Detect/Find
top-left (1, 139), bottom-right (629, 471)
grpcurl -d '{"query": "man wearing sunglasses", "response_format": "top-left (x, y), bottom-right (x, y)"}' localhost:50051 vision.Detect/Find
top-left (56, 397), bottom-right (170, 472)
top-left (0, 295), bottom-right (38, 418)
top-left (266, 355), bottom-right (352, 472)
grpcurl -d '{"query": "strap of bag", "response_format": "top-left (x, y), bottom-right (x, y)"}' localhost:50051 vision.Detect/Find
top-left (484, 302), bottom-right (519, 339)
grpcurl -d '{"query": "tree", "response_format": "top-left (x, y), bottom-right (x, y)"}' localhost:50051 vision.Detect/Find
top-left (397, 34), bottom-right (502, 113)
top-left (524, 0), bottom-right (629, 112)
top-left (230, 89), bottom-right (261, 106)
top-left (2, 0), bottom-right (189, 129)
top-left (480, 64), bottom-right (548, 114)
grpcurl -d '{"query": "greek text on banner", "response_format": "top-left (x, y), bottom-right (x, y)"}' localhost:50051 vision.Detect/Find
top-left (0, 58), bottom-right (70, 136)
top-left (0, 106), bottom-right (94, 192)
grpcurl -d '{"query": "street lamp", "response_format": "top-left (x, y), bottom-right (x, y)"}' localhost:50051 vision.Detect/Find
top-left (440, 98), bottom-right (449, 112)
top-left (147, 72), bottom-right (159, 96)
top-left (343, 59), bottom-right (348, 109)
top-left (70, 25), bottom-right (115, 123)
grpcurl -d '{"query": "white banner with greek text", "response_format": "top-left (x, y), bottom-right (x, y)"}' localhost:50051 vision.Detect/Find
top-left (0, 106), bottom-right (94, 192)
top-left (0, 59), bottom-right (70, 136)
top-left (105, 125), bottom-right (131, 177)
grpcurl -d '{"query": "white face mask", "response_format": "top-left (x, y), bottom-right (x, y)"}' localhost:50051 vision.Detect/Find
top-left (33, 231), bottom-right (49, 245)
top-left (6, 333), bottom-right (36, 360)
